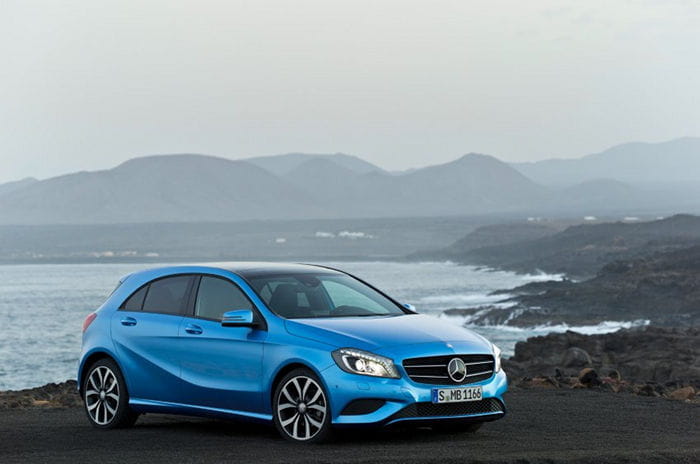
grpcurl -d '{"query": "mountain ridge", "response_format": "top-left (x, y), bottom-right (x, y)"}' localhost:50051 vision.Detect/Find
top-left (0, 152), bottom-right (545, 224)
top-left (1, 137), bottom-right (699, 224)
top-left (511, 137), bottom-right (700, 186)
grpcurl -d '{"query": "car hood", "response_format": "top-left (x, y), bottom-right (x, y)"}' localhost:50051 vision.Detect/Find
top-left (284, 314), bottom-right (492, 353)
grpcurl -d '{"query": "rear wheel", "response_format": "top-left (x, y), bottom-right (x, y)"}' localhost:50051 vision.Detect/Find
top-left (273, 368), bottom-right (332, 443)
top-left (83, 358), bottom-right (138, 429)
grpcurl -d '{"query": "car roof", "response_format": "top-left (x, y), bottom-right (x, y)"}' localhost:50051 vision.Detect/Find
top-left (121, 262), bottom-right (343, 283)
top-left (221, 262), bottom-right (342, 277)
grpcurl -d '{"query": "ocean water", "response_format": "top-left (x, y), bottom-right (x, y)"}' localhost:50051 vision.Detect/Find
top-left (0, 261), bottom-right (644, 390)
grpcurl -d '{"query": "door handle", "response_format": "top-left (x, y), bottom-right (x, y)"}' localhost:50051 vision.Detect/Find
top-left (185, 324), bottom-right (203, 335)
top-left (120, 317), bottom-right (137, 326)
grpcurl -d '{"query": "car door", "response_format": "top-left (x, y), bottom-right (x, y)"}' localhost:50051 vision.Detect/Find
top-left (111, 275), bottom-right (195, 403)
top-left (178, 274), bottom-right (267, 413)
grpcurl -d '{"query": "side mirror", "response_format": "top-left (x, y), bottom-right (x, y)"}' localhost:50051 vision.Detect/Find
top-left (221, 309), bottom-right (256, 327)
top-left (403, 303), bottom-right (416, 312)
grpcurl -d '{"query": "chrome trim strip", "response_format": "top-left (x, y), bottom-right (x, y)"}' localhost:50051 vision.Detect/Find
top-left (405, 364), bottom-right (447, 368)
top-left (464, 361), bottom-right (493, 366)
top-left (385, 410), bottom-right (504, 426)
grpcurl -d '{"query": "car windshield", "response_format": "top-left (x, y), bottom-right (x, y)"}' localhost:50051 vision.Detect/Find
top-left (246, 272), bottom-right (407, 319)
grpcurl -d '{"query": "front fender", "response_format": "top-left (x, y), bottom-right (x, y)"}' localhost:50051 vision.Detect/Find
top-left (261, 342), bottom-right (336, 413)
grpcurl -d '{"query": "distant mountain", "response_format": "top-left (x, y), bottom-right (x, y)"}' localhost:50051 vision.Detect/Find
top-left (244, 152), bottom-right (385, 176)
top-left (0, 177), bottom-right (38, 196)
top-left (0, 152), bottom-right (550, 224)
top-left (3, 142), bottom-right (699, 225)
top-left (0, 155), bottom-right (324, 224)
top-left (432, 214), bottom-right (700, 278)
top-left (392, 154), bottom-right (547, 216)
top-left (513, 137), bottom-right (700, 186)
top-left (283, 152), bottom-right (548, 217)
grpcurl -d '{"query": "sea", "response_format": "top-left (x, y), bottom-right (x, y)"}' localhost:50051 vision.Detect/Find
top-left (0, 261), bottom-right (647, 390)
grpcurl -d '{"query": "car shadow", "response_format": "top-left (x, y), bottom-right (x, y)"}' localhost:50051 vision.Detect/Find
top-left (132, 414), bottom-right (485, 444)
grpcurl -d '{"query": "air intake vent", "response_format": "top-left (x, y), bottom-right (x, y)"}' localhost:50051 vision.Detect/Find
top-left (391, 398), bottom-right (504, 420)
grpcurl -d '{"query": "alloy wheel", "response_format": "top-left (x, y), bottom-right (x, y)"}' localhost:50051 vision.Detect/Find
top-left (276, 375), bottom-right (328, 441)
top-left (85, 365), bottom-right (120, 426)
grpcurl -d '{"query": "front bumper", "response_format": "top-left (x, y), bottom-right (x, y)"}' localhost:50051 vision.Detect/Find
top-left (320, 363), bottom-right (508, 426)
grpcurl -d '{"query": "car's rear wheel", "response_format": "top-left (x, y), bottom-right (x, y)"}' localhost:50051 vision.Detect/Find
top-left (273, 368), bottom-right (332, 443)
top-left (83, 358), bottom-right (138, 429)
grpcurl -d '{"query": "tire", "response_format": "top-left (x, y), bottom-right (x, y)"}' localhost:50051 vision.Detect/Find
top-left (82, 358), bottom-right (139, 429)
top-left (432, 421), bottom-right (483, 434)
top-left (273, 368), bottom-right (332, 443)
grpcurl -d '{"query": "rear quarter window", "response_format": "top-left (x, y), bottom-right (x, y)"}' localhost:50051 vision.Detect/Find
top-left (141, 275), bottom-right (192, 315)
top-left (121, 285), bottom-right (148, 311)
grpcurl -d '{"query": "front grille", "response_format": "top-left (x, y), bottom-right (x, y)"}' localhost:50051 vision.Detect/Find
top-left (391, 398), bottom-right (504, 420)
top-left (403, 354), bottom-right (494, 385)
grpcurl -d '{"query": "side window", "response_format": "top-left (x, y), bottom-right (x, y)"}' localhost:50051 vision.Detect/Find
top-left (142, 275), bottom-right (192, 315)
top-left (195, 276), bottom-right (254, 321)
top-left (121, 285), bottom-right (148, 311)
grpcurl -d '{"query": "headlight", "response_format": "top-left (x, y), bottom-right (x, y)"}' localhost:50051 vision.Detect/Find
top-left (332, 348), bottom-right (400, 379)
top-left (492, 344), bottom-right (502, 372)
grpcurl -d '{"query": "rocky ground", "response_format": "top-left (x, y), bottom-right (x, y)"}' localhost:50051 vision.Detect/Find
top-left (0, 379), bottom-right (81, 409)
top-left (503, 326), bottom-right (699, 402)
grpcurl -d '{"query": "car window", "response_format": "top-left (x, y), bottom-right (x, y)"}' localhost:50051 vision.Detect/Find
top-left (142, 275), bottom-right (192, 315)
top-left (121, 285), bottom-right (148, 311)
top-left (248, 273), bottom-right (404, 319)
top-left (195, 276), bottom-right (254, 320)
top-left (322, 280), bottom-right (389, 314)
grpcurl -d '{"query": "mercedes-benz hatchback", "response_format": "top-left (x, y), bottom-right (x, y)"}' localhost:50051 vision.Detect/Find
top-left (78, 263), bottom-right (507, 442)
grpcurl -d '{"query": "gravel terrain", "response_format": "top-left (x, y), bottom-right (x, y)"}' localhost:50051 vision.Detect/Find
top-left (1, 389), bottom-right (697, 464)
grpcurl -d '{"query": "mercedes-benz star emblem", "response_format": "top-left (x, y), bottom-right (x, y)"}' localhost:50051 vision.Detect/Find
top-left (447, 357), bottom-right (467, 383)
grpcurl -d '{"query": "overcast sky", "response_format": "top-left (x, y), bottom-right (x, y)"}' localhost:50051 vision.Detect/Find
top-left (1, 0), bottom-right (699, 183)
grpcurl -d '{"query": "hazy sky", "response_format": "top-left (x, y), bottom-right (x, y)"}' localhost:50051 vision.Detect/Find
top-left (1, 0), bottom-right (699, 183)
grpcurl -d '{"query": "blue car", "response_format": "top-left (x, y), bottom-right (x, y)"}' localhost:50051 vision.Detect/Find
top-left (78, 263), bottom-right (507, 442)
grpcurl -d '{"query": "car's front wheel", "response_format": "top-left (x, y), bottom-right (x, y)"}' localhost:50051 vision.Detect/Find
top-left (83, 358), bottom-right (138, 429)
top-left (273, 368), bottom-right (332, 443)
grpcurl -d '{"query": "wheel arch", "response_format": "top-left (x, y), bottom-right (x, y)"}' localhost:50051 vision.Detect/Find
top-left (78, 349), bottom-right (128, 395)
top-left (268, 361), bottom-right (328, 408)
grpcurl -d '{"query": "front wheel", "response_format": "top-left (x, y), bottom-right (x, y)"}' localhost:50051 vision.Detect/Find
top-left (83, 358), bottom-right (138, 429)
top-left (273, 368), bottom-right (332, 443)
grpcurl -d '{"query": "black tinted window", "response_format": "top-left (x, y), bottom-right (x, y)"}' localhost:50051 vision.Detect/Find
top-left (195, 276), bottom-right (253, 320)
top-left (142, 276), bottom-right (192, 315)
top-left (248, 273), bottom-right (404, 319)
top-left (122, 285), bottom-right (147, 311)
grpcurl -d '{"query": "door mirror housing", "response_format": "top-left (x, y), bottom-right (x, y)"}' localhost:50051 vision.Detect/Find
top-left (402, 303), bottom-right (416, 312)
top-left (221, 309), bottom-right (256, 327)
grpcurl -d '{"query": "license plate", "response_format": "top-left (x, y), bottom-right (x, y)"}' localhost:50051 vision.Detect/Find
top-left (432, 386), bottom-right (483, 403)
